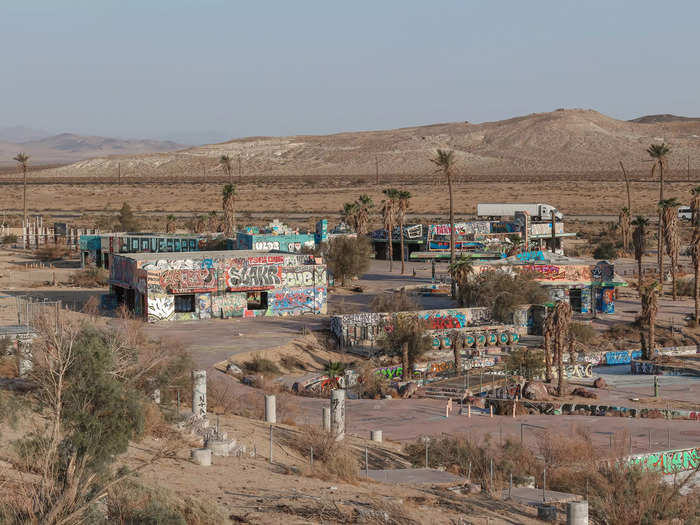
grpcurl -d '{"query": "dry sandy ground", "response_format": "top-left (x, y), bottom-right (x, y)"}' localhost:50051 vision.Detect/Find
top-left (2, 180), bottom-right (699, 228)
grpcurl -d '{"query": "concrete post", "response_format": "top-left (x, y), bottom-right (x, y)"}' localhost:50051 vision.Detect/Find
top-left (370, 430), bottom-right (383, 442)
top-left (192, 369), bottom-right (207, 419)
top-left (330, 389), bottom-right (346, 440)
top-left (17, 341), bottom-right (33, 377)
top-left (566, 501), bottom-right (588, 525)
top-left (191, 448), bottom-right (212, 466)
top-left (265, 394), bottom-right (277, 424)
top-left (322, 406), bottom-right (331, 432)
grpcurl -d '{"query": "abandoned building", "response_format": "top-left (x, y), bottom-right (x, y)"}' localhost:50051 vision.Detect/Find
top-left (108, 250), bottom-right (328, 322)
top-left (80, 233), bottom-right (210, 268)
top-left (474, 252), bottom-right (625, 314)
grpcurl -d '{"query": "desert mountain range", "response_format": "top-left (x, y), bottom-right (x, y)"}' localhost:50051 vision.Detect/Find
top-left (0, 128), bottom-right (185, 167)
top-left (9, 109), bottom-right (700, 177)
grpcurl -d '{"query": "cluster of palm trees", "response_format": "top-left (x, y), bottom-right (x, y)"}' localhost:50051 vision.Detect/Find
top-left (341, 194), bottom-right (374, 236)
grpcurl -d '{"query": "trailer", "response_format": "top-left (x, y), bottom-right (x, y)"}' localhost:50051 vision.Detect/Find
top-left (477, 203), bottom-right (563, 221)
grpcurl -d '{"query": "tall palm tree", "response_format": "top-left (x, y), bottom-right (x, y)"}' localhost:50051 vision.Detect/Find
top-left (381, 189), bottom-right (399, 271)
top-left (207, 210), bottom-right (218, 232)
top-left (396, 190), bottom-right (411, 274)
top-left (222, 184), bottom-right (236, 237)
top-left (448, 255), bottom-right (474, 305)
top-left (219, 154), bottom-right (233, 184)
top-left (355, 194), bottom-right (374, 235)
top-left (640, 281), bottom-right (659, 360)
top-left (13, 152), bottom-right (30, 231)
top-left (552, 301), bottom-right (572, 397)
top-left (691, 186), bottom-right (700, 227)
top-left (647, 143), bottom-right (671, 279)
top-left (165, 214), bottom-right (176, 234)
top-left (692, 226), bottom-right (700, 327)
top-left (430, 149), bottom-right (457, 296)
top-left (618, 207), bottom-right (631, 253)
top-left (543, 309), bottom-right (554, 383)
top-left (660, 198), bottom-right (680, 300)
top-left (632, 216), bottom-right (649, 297)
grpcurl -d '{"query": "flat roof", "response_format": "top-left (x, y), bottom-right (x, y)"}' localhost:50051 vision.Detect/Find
top-left (114, 249), bottom-right (306, 262)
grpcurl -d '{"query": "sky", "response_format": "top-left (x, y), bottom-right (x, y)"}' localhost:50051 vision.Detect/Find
top-left (2, 0), bottom-right (699, 144)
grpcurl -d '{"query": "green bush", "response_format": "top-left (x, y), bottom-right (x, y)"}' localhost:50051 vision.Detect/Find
top-left (505, 348), bottom-right (544, 379)
top-left (676, 278), bottom-right (694, 297)
top-left (325, 236), bottom-right (372, 287)
top-left (242, 354), bottom-right (280, 375)
top-left (593, 241), bottom-right (617, 260)
top-left (569, 322), bottom-right (598, 344)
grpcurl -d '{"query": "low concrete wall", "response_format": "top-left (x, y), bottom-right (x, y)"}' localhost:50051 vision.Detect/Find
top-left (627, 447), bottom-right (700, 474)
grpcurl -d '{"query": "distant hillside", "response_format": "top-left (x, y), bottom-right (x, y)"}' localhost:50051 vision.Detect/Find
top-left (27, 108), bottom-right (700, 177)
top-left (0, 133), bottom-right (187, 167)
top-left (629, 114), bottom-right (700, 124)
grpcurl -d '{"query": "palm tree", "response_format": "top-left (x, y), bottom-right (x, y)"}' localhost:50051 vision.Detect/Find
top-left (207, 210), bottom-right (218, 232)
top-left (219, 154), bottom-right (233, 184)
top-left (341, 202), bottom-right (359, 231)
top-left (450, 330), bottom-right (463, 374)
top-left (448, 255), bottom-right (474, 305)
top-left (691, 186), bottom-right (700, 227)
top-left (632, 216), bottom-right (649, 297)
top-left (647, 143), bottom-right (671, 279)
top-left (692, 226), bottom-right (700, 327)
top-left (165, 214), bottom-right (176, 234)
top-left (381, 189), bottom-right (399, 271)
top-left (325, 361), bottom-right (346, 389)
top-left (430, 149), bottom-right (457, 296)
top-left (222, 184), bottom-right (236, 237)
top-left (640, 281), bottom-right (659, 360)
top-left (618, 207), bottom-right (631, 253)
top-left (660, 198), bottom-right (680, 300)
top-left (543, 309), bottom-right (554, 383)
top-left (552, 301), bottom-right (572, 397)
top-left (396, 190), bottom-right (411, 274)
top-left (355, 194), bottom-right (374, 235)
top-left (13, 152), bottom-right (30, 231)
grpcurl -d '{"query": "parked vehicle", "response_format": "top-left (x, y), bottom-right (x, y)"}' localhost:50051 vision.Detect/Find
top-left (476, 203), bottom-right (563, 221)
top-left (678, 207), bottom-right (692, 221)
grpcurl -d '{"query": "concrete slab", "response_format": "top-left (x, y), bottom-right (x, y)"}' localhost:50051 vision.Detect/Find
top-left (506, 487), bottom-right (581, 505)
top-left (365, 468), bottom-right (465, 485)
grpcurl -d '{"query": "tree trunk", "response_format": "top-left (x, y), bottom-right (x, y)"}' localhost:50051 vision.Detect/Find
top-left (658, 163), bottom-right (664, 282)
top-left (648, 315), bottom-right (655, 357)
top-left (23, 166), bottom-right (27, 236)
top-left (695, 259), bottom-right (699, 327)
top-left (453, 337), bottom-right (462, 375)
top-left (556, 335), bottom-right (564, 397)
top-left (637, 257), bottom-right (643, 298)
top-left (672, 263), bottom-right (677, 301)
top-left (448, 172), bottom-right (456, 297)
top-left (387, 215), bottom-right (393, 272)
top-left (402, 343), bottom-right (409, 381)
top-left (400, 217), bottom-right (405, 275)
top-left (544, 330), bottom-right (552, 383)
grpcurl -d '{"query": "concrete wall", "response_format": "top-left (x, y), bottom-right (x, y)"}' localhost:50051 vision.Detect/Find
top-left (627, 447), bottom-right (700, 474)
top-left (330, 307), bottom-right (525, 352)
top-left (109, 253), bottom-right (327, 321)
top-left (236, 233), bottom-right (315, 253)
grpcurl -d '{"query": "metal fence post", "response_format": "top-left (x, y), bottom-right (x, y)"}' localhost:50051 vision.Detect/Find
top-left (542, 465), bottom-right (547, 503)
top-left (310, 446), bottom-right (314, 466)
top-left (269, 425), bottom-right (273, 463)
top-left (365, 446), bottom-right (369, 478)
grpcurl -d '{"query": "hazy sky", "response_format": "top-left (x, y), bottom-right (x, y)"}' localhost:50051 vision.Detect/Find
top-left (2, 1), bottom-right (699, 144)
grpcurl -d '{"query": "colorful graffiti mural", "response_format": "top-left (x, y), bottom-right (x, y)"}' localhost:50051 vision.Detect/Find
top-left (627, 448), bottom-right (700, 474)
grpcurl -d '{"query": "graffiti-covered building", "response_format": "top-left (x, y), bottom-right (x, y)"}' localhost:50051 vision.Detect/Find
top-left (108, 250), bottom-right (328, 322)
top-left (474, 252), bottom-right (626, 314)
top-left (80, 233), bottom-right (209, 269)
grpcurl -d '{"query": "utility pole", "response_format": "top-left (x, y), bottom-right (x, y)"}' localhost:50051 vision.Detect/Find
top-left (619, 160), bottom-right (632, 213)
top-left (375, 155), bottom-right (379, 185)
top-left (118, 162), bottom-right (121, 185)
top-left (238, 154), bottom-right (242, 182)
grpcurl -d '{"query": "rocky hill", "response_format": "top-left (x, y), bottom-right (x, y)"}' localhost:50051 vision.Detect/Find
top-left (27, 109), bottom-right (700, 177)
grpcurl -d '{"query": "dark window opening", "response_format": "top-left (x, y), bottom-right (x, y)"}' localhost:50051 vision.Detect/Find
top-left (174, 294), bottom-right (195, 313)
top-left (246, 291), bottom-right (268, 311)
top-left (570, 289), bottom-right (582, 313)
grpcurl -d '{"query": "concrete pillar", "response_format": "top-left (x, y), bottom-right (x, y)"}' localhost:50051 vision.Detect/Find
top-left (330, 389), bottom-right (346, 440)
top-left (265, 394), bottom-right (277, 424)
top-left (567, 501), bottom-right (588, 525)
top-left (370, 430), bottom-right (382, 442)
top-left (192, 369), bottom-right (207, 419)
top-left (17, 341), bottom-right (32, 377)
top-left (322, 406), bottom-right (331, 432)
top-left (190, 448), bottom-right (212, 466)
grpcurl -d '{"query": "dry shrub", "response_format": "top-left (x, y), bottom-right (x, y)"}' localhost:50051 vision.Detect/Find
top-left (70, 267), bottom-right (109, 287)
top-left (370, 290), bottom-right (420, 313)
top-left (106, 478), bottom-right (225, 524)
top-left (0, 355), bottom-right (18, 378)
top-left (141, 402), bottom-right (173, 439)
top-left (280, 354), bottom-right (306, 371)
top-left (285, 425), bottom-right (359, 481)
top-left (536, 427), bottom-right (600, 468)
top-left (33, 245), bottom-right (71, 261)
top-left (676, 277), bottom-right (694, 297)
top-left (241, 354), bottom-right (280, 376)
top-left (358, 359), bottom-right (392, 399)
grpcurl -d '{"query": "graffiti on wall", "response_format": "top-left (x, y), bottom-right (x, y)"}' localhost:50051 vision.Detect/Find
top-left (269, 286), bottom-right (326, 315)
top-left (211, 293), bottom-right (247, 318)
top-left (148, 294), bottom-right (174, 321)
top-left (628, 447), bottom-right (700, 474)
top-left (281, 266), bottom-right (327, 287)
top-left (159, 268), bottom-right (216, 293)
top-left (605, 350), bottom-right (642, 365)
top-left (429, 222), bottom-right (491, 237)
top-left (111, 256), bottom-right (135, 285)
top-left (226, 265), bottom-right (282, 290)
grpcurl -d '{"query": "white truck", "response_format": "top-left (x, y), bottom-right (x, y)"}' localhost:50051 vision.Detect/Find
top-left (477, 203), bottom-right (563, 221)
